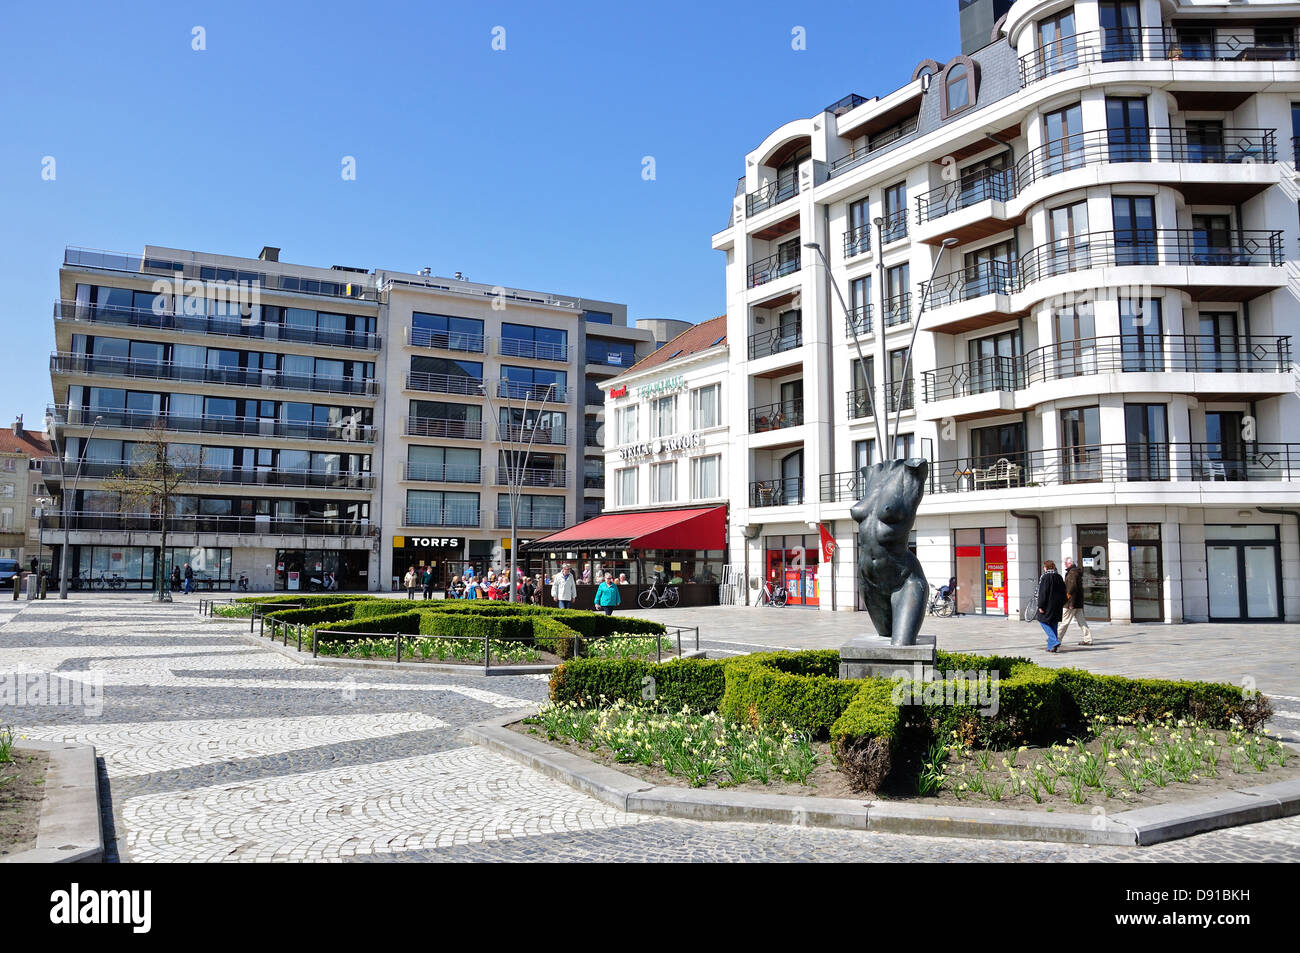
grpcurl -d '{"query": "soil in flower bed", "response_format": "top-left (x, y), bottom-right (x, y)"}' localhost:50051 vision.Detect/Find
top-left (0, 750), bottom-right (48, 856)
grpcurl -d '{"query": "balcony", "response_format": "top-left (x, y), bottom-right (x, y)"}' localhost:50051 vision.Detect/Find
top-left (749, 477), bottom-right (805, 507)
top-left (584, 473), bottom-right (605, 490)
top-left (749, 399), bottom-right (803, 434)
top-left (846, 305), bottom-right (873, 338)
top-left (819, 443), bottom-right (1300, 501)
top-left (746, 179), bottom-right (799, 217)
top-left (843, 225), bottom-right (871, 259)
top-left (922, 260), bottom-right (1018, 310)
top-left (846, 388), bottom-right (874, 420)
top-left (408, 326), bottom-right (485, 354)
top-left (584, 423), bottom-right (602, 448)
top-left (497, 338), bottom-right (569, 362)
top-left (916, 168), bottom-right (1016, 225)
top-left (495, 511), bottom-right (568, 531)
top-left (495, 468), bottom-right (568, 488)
top-left (922, 335), bottom-right (1292, 402)
top-left (48, 405), bottom-right (376, 443)
top-left (827, 119), bottom-right (918, 179)
top-left (42, 511), bottom-right (377, 537)
top-left (404, 463), bottom-right (482, 483)
top-left (403, 506), bottom-right (481, 528)
top-left (498, 380), bottom-right (567, 402)
top-left (747, 253), bottom-right (800, 290)
top-left (51, 352), bottom-right (377, 397)
top-left (404, 416), bottom-right (483, 440)
top-left (54, 300), bottom-right (381, 350)
top-left (406, 372), bottom-right (483, 396)
top-left (496, 422), bottom-right (570, 445)
top-left (748, 325), bottom-right (802, 360)
top-left (40, 457), bottom-right (374, 490)
top-left (882, 292), bottom-right (911, 328)
top-left (886, 379), bottom-right (914, 413)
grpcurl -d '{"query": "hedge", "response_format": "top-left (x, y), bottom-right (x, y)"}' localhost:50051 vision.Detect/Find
top-left (719, 652), bottom-right (864, 739)
top-left (237, 594), bottom-right (372, 609)
top-left (1054, 667), bottom-right (1273, 732)
top-left (549, 657), bottom-right (728, 711)
top-left (262, 602), bottom-right (367, 629)
top-left (314, 610), bottom-right (424, 641)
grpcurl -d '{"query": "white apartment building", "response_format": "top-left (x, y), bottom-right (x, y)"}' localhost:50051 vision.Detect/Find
top-left (714, 0), bottom-right (1300, 622)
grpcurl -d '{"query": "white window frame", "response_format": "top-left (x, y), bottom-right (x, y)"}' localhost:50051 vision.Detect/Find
top-left (617, 467), bottom-right (638, 506)
top-left (692, 384), bottom-right (721, 430)
top-left (651, 461), bottom-right (676, 503)
top-left (652, 396), bottom-right (676, 437)
top-left (617, 405), bottom-right (638, 445)
top-left (691, 454), bottom-right (721, 500)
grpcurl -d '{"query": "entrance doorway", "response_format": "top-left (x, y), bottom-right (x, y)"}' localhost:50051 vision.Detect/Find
top-left (1205, 525), bottom-right (1282, 621)
top-left (952, 527), bottom-right (1008, 616)
top-left (1128, 523), bottom-right (1163, 621)
top-left (1075, 524), bottom-right (1111, 620)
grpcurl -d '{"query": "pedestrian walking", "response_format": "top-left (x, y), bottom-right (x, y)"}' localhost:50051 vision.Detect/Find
top-left (1036, 560), bottom-right (1067, 653)
top-left (551, 564), bottom-right (576, 609)
top-left (1060, 556), bottom-right (1094, 646)
top-left (183, 563), bottom-right (194, 595)
top-left (422, 565), bottom-right (435, 600)
top-left (519, 575), bottom-right (535, 605)
top-left (404, 565), bottom-right (418, 599)
top-left (594, 572), bottom-right (621, 616)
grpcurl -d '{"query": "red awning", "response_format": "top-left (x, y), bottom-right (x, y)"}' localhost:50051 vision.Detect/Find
top-left (521, 506), bottom-right (726, 552)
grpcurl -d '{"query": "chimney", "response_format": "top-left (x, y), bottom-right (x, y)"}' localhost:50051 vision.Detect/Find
top-left (11, 414), bottom-right (21, 437)
top-left (258, 246), bottom-right (281, 262)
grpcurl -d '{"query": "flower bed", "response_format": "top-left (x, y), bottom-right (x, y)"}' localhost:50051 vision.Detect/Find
top-left (0, 726), bottom-right (47, 857)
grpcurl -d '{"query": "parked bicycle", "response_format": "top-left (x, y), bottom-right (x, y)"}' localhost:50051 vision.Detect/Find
top-left (757, 577), bottom-right (788, 607)
top-left (95, 572), bottom-right (125, 591)
top-left (637, 580), bottom-right (680, 609)
top-left (927, 579), bottom-right (956, 618)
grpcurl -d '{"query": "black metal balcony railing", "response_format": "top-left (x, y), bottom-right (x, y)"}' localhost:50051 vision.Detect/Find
top-left (404, 463), bottom-right (482, 483)
top-left (49, 405), bottom-right (376, 443)
top-left (51, 352), bottom-right (377, 397)
top-left (887, 379), bottom-right (915, 413)
top-left (828, 120), bottom-right (919, 178)
top-left (405, 371), bottom-right (483, 396)
top-left (584, 473), bottom-right (605, 490)
top-left (747, 253), bottom-right (801, 289)
top-left (880, 210), bottom-right (909, 244)
top-left (882, 292), bottom-right (912, 328)
top-left (54, 301), bottom-right (381, 350)
top-left (404, 416), bottom-right (483, 440)
top-left (917, 127), bottom-right (1278, 224)
top-left (846, 305), bottom-right (873, 338)
top-left (495, 511), bottom-right (568, 531)
top-left (1020, 27), bottom-right (1300, 87)
top-left (922, 335), bottom-right (1292, 402)
top-left (409, 326), bottom-right (485, 353)
top-left (496, 423), bottom-right (570, 445)
top-left (820, 442), bottom-right (1300, 502)
top-left (498, 380), bottom-right (566, 402)
top-left (746, 179), bottom-right (799, 217)
top-left (846, 387), bottom-right (874, 420)
top-left (404, 507), bottom-right (481, 528)
top-left (498, 338), bottom-right (569, 362)
top-left (748, 325), bottom-right (802, 360)
top-left (63, 247), bottom-right (383, 302)
top-left (495, 468), bottom-right (567, 488)
top-left (923, 259), bottom-right (1019, 309)
top-left (749, 399), bottom-right (804, 434)
top-left (844, 225), bottom-right (872, 258)
top-left (43, 511), bottom-right (377, 537)
top-left (749, 477), bottom-right (805, 507)
top-left (40, 457), bottom-right (374, 490)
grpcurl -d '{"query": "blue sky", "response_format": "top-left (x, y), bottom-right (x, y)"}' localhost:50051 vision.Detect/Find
top-left (0, 0), bottom-right (960, 432)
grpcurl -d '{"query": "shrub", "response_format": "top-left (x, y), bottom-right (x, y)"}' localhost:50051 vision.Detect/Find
top-left (261, 602), bottom-right (363, 628)
top-left (237, 594), bottom-right (371, 609)
top-left (1054, 668), bottom-right (1273, 732)
top-left (549, 657), bottom-right (728, 711)
top-left (719, 652), bottom-right (862, 739)
top-left (910, 661), bottom-right (1064, 750)
top-left (314, 610), bottom-right (423, 640)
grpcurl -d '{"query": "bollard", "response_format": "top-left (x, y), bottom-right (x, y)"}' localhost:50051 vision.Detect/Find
top-left (38, 574), bottom-right (47, 599)
top-left (396, 634), bottom-right (402, 664)
top-left (12, 575), bottom-right (19, 600)
top-left (26, 573), bottom-right (35, 601)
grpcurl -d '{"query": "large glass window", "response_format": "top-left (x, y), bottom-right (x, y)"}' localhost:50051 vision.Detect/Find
top-left (617, 468), bottom-right (637, 505)
top-left (412, 312), bottom-right (484, 352)
top-left (406, 489), bottom-right (479, 526)
top-left (651, 461), bottom-right (676, 503)
top-left (1061, 406), bottom-right (1101, 482)
top-left (617, 405), bottom-right (638, 444)
top-left (691, 455), bottom-right (720, 499)
top-left (408, 446), bottom-right (480, 482)
top-left (585, 338), bottom-right (634, 367)
top-left (651, 395), bottom-right (676, 437)
top-left (502, 323), bottom-right (567, 361)
top-left (692, 384), bottom-right (720, 429)
top-left (500, 365), bottom-right (565, 400)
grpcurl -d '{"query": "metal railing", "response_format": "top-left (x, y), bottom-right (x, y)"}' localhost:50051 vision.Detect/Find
top-left (41, 457), bottom-right (374, 490)
top-left (54, 300), bottom-right (381, 350)
top-left (404, 416), bottom-right (483, 440)
top-left (749, 477), bottom-right (805, 507)
top-left (922, 335), bottom-right (1292, 402)
top-left (746, 179), bottom-right (799, 216)
top-left (584, 473), bottom-right (605, 489)
top-left (846, 387), bottom-right (873, 420)
top-left (404, 506), bottom-right (481, 528)
top-left (749, 399), bottom-right (803, 434)
top-left (52, 352), bottom-right (377, 397)
top-left (404, 463), bottom-right (482, 483)
top-left (583, 424), bottom-right (602, 447)
top-left (408, 326), bottom-right (485, 353)
top-left (42, 511), bottom-right (377, 536)
top-left (880, 210), bottom-right (909, 244)
top-left (916, 167), bottom-right (1015, 224)
top-left (48, 405), bottom-right (376, 443)
top-left (494, 467), bottom-right (567, 488)
top-left (497, 338), bottom-right (569, 362)
top-left (496, 423), bottom-right (569, 445)
top-left (405, 371), bottom-right (484, 396)
top-left (828, 119), bottom-right (919, 178)
top-left (747, 253), bottom-right (801, 288)
top-left (886, 379), bottom-right (914, 412)
top-left (748, 325), bottom-right (802, 360)
top-left (844, 225), bottom-right (872, 258)
top-left (846, 305), bottom-right (873, 338)
top-left (882, 291), bottom-right (912, 328)
top-left (493, 511), bottom-right (567, 530)
top-left (922, 259), bottom-right (1019, 309)
top-left (498, 380), bottom-right (566, 402)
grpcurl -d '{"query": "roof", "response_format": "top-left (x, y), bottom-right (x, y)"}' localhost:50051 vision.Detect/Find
top-left (623, 315), bottom-right (727, 375)
top-left (521, 505), bottom-right (726, 552)
top-left (0, 429), bottom-right (51, 457)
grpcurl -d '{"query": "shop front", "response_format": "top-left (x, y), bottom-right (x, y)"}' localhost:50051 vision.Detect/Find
top-left (522, 505), bottom-right (727, 608)
top-left (953, 527), bottom-right (1008, 616)
top-left (389, 535), bottom-right (476, 591)
top-left (764, 534), bottom-right (820, 607)
top-left (276, 549), bottom-right (369, 591)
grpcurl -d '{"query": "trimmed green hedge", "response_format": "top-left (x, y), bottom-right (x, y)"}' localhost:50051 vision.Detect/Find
top-left (549, 657), bottom-right (728, 711)
top-left (237, 594), bottom-right (372, 609)
top-left (1054, 667), bottom-right (1273, 732)
top-left (719, 652), bottom-right (863, 739)
top-left (314, 611), bottom-right (424, 641)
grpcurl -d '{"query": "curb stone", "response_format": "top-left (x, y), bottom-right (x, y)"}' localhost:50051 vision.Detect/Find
top-left (1, 741), bottom-right (103, 864)
top-left (466, 713), bottom-right (1300, 847)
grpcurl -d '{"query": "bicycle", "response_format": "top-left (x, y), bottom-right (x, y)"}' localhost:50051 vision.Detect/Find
top-left (927, 584), bottom-right (955, 618)
top-left (95, 572), bottom-right (125, 591)
top-left (757, 578), bottom-right (788, 607)
top-left (637, 583), bottom-right (680, 609)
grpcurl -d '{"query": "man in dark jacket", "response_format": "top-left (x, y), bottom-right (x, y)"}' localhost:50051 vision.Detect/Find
top-left (1036, 559), bottom-right (1067, 653)
top-left (1060, 556), bottom-right (1094, 646)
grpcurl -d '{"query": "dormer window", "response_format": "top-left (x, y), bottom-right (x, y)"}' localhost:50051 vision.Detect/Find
top-left (939, 55), bottom-right (978, 120)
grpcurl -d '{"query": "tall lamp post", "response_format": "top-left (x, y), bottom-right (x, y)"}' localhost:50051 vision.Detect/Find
top-left (479, 378), bottom-right (557, 601)
top-left (59, 414), bottom-right (103, 598)
top-left (889, 237), bottom-right (958, 458)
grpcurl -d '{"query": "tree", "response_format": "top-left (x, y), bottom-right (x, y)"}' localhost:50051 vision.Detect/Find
top-left (99, 422), bottom-right (203, 602)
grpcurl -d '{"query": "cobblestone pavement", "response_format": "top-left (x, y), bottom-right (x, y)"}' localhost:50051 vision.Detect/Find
top-left (1, 595), bottom-right (1297, 862)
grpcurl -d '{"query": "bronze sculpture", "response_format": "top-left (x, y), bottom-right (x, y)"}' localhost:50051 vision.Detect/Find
top-left (849, 458), bottom-right (929, 646)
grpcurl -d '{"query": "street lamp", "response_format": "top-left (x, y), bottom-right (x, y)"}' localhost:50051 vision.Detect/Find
top-left (479, 378), bottom-right (558, 601)
top-left (59, 414), bottom-right (103, 598)
top-left (889, 237), bottom-right (958, 459)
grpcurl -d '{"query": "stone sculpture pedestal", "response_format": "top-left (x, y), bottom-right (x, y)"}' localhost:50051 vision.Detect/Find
top-left (839, 634), bottom-right (937, 680)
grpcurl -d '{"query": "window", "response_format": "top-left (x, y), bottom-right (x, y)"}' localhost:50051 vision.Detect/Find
top-left (617, 468), bottom-right (638, 506)
top-left (1037, 9), bottom-right (1078, 77)
top-left (586, 338), bottom-right (635, 366)
top-left (617, 405), bottom-right (638, 444)
top-left (883, 264), bottom-right (910, 325)
top-left (500, 365), bottom-right (566, 401)
top-left (939, 56), bottom-right (977, 119)
top-left (850, 357), bottom-right (874, 418)
top-left (412, 312), bottom-right (484, 352)
top-left (651, 462), bottom-right (676, 503)
top-left (846, 198), bottom-right (871, 256)
top-left (882, 182), bottom-right (908, 242)
top-left (406, 489), bottom-right (479, 526)
top-left (652, 395), bottom-right (676, 437)
top-left (1044, 103), bottom-right (1085, 175)
top-left (502, 323), bottom-right (567, 361)
top-left (1105, 96), bottom-right (1149, 162)
top-left (584, 310), bottom-right (613, 325)
top-left (1119, 298), bottom-right (1163, 371)
top-left (408, 446), bottom-right (480, 482)
top-left (691, 455), bottom-right (720, 500)
top-left (853, 439), bottom-right (875, 471)
top-left (692, 384), bottom-right (720, 429)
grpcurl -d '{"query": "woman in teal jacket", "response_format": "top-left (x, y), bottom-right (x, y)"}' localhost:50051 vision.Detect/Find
top-left (594, 572), bottom-right (621, 616)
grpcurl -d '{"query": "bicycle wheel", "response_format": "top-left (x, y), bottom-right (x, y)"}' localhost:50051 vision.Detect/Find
top-left (94, 578), bottom-right (106, 591)
top-left (664, 588), bottom-right (680, 608)
top-left (773, 588), bottom-right (788, 607)
top-left (936, 598), bottom-right (955, 618)
top-left (637, 588), bottom-right (655, 609)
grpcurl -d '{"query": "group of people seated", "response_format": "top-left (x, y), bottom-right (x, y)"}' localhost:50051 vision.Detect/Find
top-left (444, 568), bottom-right (546, 604)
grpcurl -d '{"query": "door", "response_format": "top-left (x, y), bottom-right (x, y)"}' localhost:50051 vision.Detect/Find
top-left (780, 450), bottom-right (803, 504)
top-left (1061, 406), bottom-right (1101, 482)
top-left (1205, 526), bottom-right (1282, 620)
top-left (1106, 96), bottom-right (1149, 161)
top-left (1124, 403), bottom-right (1169, 481)
top-left (1197, 312), bottom-right (1239, 372)
top-left (1077, 524), bottom-right (1111, 620)
top-left (1043, 104), bottom-right (1085, 176)
top-left (1112, 195), bottom-right (1156, 265)
top-left (1048, 200), bottom-right (1090, 276)
top-left (1185, 120), bottom-right (1225, 163)
top-left (964, 239), bottom-right (1016, 300)
top-left (1205, 410), bottom-right (1246, 480)
top-left (1099, 1), bottom-right (1141, 60)
top-left (967, 328), bottom-right (1020, 394)
top-left (1038, 9), bottom-right (1078, 77)
top-left (1128, 523), bottom-right (1163, 621)
top-left (779, 378), bottom-right (803, 424)
top-left (1191, 214), bottom-right (1232, 265)
top-left (777, 308), bottom-right (801, 352)
top-left (1054, 302), bottom-right (1096, 379)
